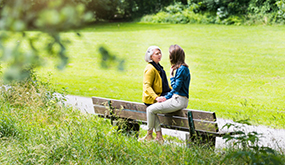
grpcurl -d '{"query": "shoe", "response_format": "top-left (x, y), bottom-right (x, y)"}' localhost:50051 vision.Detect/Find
top-left (138, 135), bottom-right (153, 142)
top-left (138, 130), bottom-right (153, 142)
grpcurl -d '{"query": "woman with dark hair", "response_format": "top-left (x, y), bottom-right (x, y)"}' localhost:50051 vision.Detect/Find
top-left (139, 44), bottom-right (191, 143)
top-left (142, 46), bottom-right (171, 107)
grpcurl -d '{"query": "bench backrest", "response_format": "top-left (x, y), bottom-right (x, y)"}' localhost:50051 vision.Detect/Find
top-left (92, 97), bottom-right (218, 133)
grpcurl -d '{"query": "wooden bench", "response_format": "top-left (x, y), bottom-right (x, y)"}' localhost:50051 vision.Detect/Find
top-left (92, 96), bottom-right (231, 147)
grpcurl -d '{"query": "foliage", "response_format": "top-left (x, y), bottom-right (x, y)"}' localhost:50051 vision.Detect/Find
top-left (277, 0), bottom-right (285, 22)
top-left (190, 0), bottom-right (249, 16)
top-left (222, 119), bottom-right (285, 164)
top-left (0, 71), bottom-right (64, 140)
top-left (73, 0), bottom-right (120, 20)
top-left (99, 46), bottom-right (125, 71)
top-left (0, 0), bottom-right (92, 82)
top-left (141, 11), bottom-right (211, 24)
top-left (117, 0), bottom-right (176, 19)
top-left (190, 0), bottom-right (278, 15)
top-left (70, 0), bottom-right (285, 23)
top-left (247, 0), bottom-right (279, 14)
top-left (141, 3), bottom-right (215, 24)
top-left (141, 1), bottom-right (285, 25)
top-left (0, 72), bottom-right (65, 108)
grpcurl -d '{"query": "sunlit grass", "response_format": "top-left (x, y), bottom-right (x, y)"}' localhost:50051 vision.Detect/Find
top-left (1, 75), bottom-right (284, 164)
top-left (36, 23), bottom-right (285, 128)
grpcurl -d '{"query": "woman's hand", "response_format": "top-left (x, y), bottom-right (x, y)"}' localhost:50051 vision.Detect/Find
top-left (156, 96), bottom-right (166, 103)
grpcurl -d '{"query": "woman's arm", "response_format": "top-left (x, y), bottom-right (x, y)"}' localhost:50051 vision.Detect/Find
top-left (143, 67), bottom-right (158, 100)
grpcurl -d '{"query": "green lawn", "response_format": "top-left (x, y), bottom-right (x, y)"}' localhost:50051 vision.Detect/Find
top-left (37, 23), bottom-right (285, 128)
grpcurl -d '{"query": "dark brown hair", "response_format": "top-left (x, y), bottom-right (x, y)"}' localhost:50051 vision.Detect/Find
top-left (169, 44), bottom-right (188, 69)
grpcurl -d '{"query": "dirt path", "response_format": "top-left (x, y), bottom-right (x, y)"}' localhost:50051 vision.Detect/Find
top-left (65, 95), bottom-right (285, 152)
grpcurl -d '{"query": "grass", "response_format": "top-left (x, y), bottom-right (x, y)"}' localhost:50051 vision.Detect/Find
top-left (1, 80), bottom-right (284, 164)
top-left (0, 79), bottom-right (285, 165)
top-left (0, 80), bottom-right (230, 164)
top-left (0, 104), bottom-right (222, 164)
top-left (33, 22), bottom-right (285, 129)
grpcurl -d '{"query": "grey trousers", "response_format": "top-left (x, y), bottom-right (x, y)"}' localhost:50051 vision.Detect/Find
top-left (146, 94), bottom-right (189, 132)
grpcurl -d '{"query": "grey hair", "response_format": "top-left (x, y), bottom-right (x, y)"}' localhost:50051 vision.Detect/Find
top-left (145, 46), bottom-right (161, 62)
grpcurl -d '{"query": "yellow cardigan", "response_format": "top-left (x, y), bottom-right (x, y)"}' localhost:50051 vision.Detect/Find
top-left (142, 63), bottom-right (163, 104)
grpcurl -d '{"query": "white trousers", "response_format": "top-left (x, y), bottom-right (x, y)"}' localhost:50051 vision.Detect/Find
top-left (146, 94), bottom-right (189, 132)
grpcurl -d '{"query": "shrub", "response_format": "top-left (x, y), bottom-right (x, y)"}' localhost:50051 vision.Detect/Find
top-left (141, 1), bottom-right (285, 25)
top-left (244, 13), bottom-right (279, 25)
top-left (0, 72), bottom-right (65, 109)
top-left (164, 2), bottom-right (185, 14)
top-left (221, 119), bottom-right (285, 164)
top-left (141, 3), bottom-right (214, 24)
top-left (277, 0), bottom-right (285, 22)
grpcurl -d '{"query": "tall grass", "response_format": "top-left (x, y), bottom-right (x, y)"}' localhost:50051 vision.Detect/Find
top-left (1, 74), bottom-right (284, 164)
top-left (0, 77), bottom-right (220, 164)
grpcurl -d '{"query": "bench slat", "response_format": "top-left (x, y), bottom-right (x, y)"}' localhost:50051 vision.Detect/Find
top-left (165, 109), bottom-right (216, 121)
top-left (111, 100), bottom-right (146, 112)
top-left (112, 108), bottom-right (147, 121)
top-left (159, 114), bottom-right (217, 132)
top-left (93, 105), bottom-right (110, 116)
top-left (92, 97), bottom-right (110, 106)
top-left (194, 120), bottom-right (218, 132)
top-left (158, 115), bottom-right (189, 128)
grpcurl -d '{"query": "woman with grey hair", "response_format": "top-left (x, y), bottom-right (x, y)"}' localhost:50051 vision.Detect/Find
top-left (142, 46), bottom-right (171, 106)
top-left (141, 46), bottom-right (171, 142)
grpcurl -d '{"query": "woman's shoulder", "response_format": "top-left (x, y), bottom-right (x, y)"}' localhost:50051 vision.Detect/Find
top-left (144, 63), bottom-right (155, 73)
top-left (145, 63), bottom-right (155, 70)
top-left (178, 65), bottom-right (189, 71)
top-left (177, 65), bottom-right (190, 75)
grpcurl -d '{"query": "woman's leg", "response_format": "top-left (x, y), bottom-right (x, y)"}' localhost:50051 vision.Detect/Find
top-left (147, 95), bottom-right (188, 141)
top-left (148, 95), bottom-right (188, 130)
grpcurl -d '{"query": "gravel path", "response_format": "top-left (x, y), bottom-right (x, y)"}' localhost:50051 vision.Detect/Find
top-left (65, 95), bottom-right (285, 152)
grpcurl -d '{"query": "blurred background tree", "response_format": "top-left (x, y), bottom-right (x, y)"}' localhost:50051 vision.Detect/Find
top-left (0, 0), bottom-right (92, 82)
top-left (0, 0), bottom-right (182, 83)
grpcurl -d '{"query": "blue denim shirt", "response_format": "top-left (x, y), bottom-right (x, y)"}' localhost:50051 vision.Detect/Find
top-left (164, 65), bottom-right (191, 99)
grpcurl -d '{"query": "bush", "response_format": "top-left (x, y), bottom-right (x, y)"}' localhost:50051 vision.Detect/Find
top-left (0, 72), bottom-right (65, 109)
top-left (222, 119), bottom-right (285, 164)
top-left (190, 0), bottom-right (249, 15)
top-left (141, 1), bottom-right (285, 25)
top-left (141, 3), bottom-right (214, 24)
top-left (277, 0), bottom-right (285, 22)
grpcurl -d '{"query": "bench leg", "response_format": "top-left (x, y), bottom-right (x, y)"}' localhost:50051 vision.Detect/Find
top-left (186, 133), bottom-right (216, 148)
top-left (113, 120), bottom-right (140, 138)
